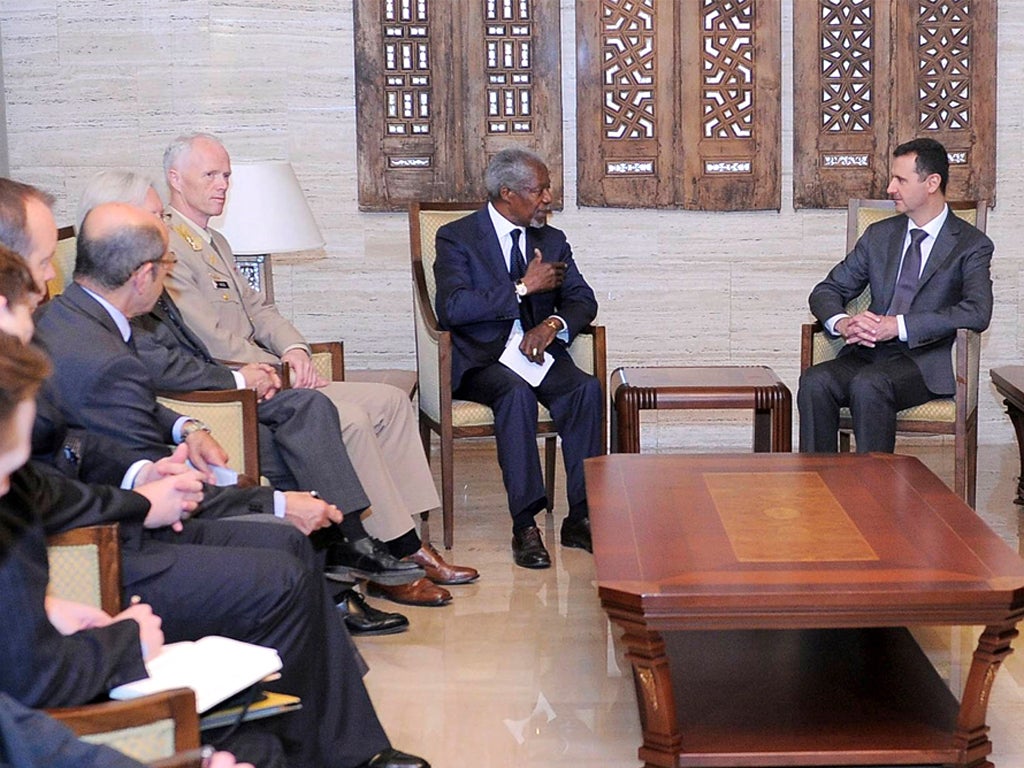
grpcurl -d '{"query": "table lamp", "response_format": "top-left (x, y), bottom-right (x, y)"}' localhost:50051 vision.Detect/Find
top-left (208, 160), bottom-right (325, 300)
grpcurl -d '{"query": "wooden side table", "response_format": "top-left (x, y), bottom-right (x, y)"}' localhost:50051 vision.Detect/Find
top-left (991, 366), bottom-right (1024, 504)
top-left (610, 365), bottom-right (792, 453)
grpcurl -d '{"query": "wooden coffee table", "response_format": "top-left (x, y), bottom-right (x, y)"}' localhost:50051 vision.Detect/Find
top-left (609, 366), bottom-right (792, 453)
top-left (587, 453), bottom-right (1024, 768)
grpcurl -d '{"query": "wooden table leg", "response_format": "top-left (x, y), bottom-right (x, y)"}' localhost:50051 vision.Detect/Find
top-left (618, 625), bottom-right (681, 768)
top-left (614, 386), bottom-right (652, 454)
top-left (1002, 398), bottom-right (1024, 505)
top-left (952, 622), bottom-right (1019, 768)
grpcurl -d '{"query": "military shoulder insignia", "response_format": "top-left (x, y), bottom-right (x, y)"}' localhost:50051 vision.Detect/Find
top-left (173, 223), bottom-right (204, 252)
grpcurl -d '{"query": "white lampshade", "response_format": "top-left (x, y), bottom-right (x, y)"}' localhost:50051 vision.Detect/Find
top-left (209, 161), bottom-right (324, 254)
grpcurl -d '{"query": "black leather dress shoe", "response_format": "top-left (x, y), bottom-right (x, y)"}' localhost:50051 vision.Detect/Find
top-left (560, 516), bottom-right (592, 553)
top-left (326, 537), bottom-right (425, 586)
top-left (336, 589), bottom-right (409, 636)
top-left (357, 747), bottom-right (430, 768)
top-left (511, 525), bottom-right (551, 569)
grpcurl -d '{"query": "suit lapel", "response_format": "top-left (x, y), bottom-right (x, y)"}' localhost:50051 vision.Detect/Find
top-left (63, 283), bottom-right (125, 342)
top-left (877, 216), bottom-right (908, 312)
top-left (476, 208), bottom-right (512, 284)
top-left (917, 212), bottom-right (961, 288)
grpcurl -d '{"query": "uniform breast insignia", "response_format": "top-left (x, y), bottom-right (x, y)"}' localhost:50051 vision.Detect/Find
top-left (173, 223), bottom-right (204, 252)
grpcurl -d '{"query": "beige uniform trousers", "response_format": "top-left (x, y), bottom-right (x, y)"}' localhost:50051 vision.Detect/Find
top-left (319, 381), bottom-right (440, 542)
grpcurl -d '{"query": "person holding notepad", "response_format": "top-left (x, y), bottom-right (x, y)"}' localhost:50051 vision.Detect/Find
top-left (434, 149), bottom-right (602, 569)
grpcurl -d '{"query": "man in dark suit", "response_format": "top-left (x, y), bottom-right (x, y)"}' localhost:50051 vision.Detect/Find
top-left (434, 148), bottom-right (602, 568)
top-left (17, 202), bottom-right (430, 768)
top-left (798, 138), bottom-right (994, 452)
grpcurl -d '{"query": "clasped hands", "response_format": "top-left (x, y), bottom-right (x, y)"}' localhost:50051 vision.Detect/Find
top-left (518, 249), bottom-right (566, 364)
top-left (836, 311), bottom-right (899, 347)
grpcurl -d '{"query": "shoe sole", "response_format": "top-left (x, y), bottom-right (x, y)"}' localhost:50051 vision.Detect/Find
top-left (513, 558), bottom-right (551, 569)
top-left (366, 585), bottom-right (453, 607)
top-left (426, 573), bottom-right (480, 586)
top-left (326, 565), bottom-right (425, 586)
top-left (560, 538), bottom-right (592, 553)
top-left (344, 620), bottom-right (410, 636)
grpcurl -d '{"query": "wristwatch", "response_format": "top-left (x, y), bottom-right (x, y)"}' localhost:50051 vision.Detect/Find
top-left (181, 419), bottom-right (212, 439)
top-left (514, 280), bottom-right (528, 298)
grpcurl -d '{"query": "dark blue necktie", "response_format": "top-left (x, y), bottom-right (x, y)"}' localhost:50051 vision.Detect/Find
top-left (509, 228), bottom-right (526, 282)
top-left (508, 229), bottom-right (533, 327)
top-left (888, 228), bottom-right (928, 315)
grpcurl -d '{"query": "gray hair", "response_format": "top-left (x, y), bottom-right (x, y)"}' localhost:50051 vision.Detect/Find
top-left (77, 170), bottom-right (157, 231)
top-left (163, 132), bottom-right (226, 179)
top-left (484, 148), bottom-right (547, 199)
top-left (75, 213), bottom-right (165, 290)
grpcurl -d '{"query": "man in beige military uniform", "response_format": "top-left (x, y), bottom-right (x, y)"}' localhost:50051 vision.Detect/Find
top-left (162, 133), bottom-right (477, 606)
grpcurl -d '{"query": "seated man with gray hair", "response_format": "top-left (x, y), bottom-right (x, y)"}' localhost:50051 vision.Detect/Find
top-left (160, 134), bottom-right (475, 608)
top-left (433, 148), bottom-right (603, 569)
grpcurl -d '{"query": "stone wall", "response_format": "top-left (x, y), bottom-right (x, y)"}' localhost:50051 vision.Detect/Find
top-left (2, 1), bottom-right (1023, 449)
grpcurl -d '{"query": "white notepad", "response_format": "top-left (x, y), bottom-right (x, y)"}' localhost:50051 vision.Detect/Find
top-left (109, 636), bottom-right (283, 713)
top-left (499, 331), bottom-right (553, 387)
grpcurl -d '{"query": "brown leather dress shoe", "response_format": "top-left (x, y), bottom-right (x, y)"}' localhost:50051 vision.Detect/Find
top-left (405, 543), bottom-right (480, 585)
top-left (367, 577), bottom-right (452, 607)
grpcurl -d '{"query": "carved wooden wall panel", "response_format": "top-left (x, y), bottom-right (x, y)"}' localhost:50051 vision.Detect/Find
top-left (892, 0), bottom-right (996, 205)
top-left (355, 0), bottom-right (562, 211)
top-left (794, 0), bottom-right (996, 209)
top-left (577, 0), bottom-right (781, 211)
top-left (793, 0), bottom-right (891, 208)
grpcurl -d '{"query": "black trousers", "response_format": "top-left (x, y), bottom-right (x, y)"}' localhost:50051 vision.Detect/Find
top-left (798, 342), bottom-right (934, 453)
top-left (137, 518), bottom-right (389, 768)
top-left (455, 344), bottom-right (603, 527)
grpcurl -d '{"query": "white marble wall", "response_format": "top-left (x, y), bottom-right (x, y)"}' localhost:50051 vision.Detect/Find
top-left (2, 1), bottom-right (1023, 450)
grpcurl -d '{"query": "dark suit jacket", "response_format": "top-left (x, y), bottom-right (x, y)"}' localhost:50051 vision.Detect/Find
top-left (32, 283), bottom-right (275, 519)
top-left (0, 692), bottom-right (143, 768)
top-left (35, 284), bottom-right (183, 453)
top-left (434, 206), bottom-right (598, 390)
top-left (131, 292), bottom-right (237, 390)
top-left (808, 209), bottom-right (993, 395)
top-left (0, 465), bottom-right (147, 709)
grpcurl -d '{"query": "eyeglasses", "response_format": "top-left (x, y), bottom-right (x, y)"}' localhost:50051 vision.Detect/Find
top-left (142, 252), bottom-right (178, 271)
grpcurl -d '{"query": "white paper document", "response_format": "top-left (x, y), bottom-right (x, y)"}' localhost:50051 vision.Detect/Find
top-left (109, 635), bottom-right (283, 713)
top-left (499, 331), bottom-right (554, 387)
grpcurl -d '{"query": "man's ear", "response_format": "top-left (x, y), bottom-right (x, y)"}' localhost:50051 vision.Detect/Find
top-left (926, 172), bottom-right (942, 194)
top-left (131, 262), bottom-right (155, 293)
top-left (166, 168), bottom-right (181, 193)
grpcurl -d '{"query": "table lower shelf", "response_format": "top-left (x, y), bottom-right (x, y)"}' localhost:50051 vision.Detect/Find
top-left (656, 627), bottom-right (962, 767)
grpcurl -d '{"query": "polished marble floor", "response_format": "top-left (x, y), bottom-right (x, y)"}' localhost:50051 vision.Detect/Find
top-left (357, 439), bottom-right (1024, 768)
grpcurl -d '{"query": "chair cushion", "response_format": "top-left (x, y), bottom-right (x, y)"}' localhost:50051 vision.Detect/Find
top-left (840, 397), bottom-right (955, 425)
top-left (451, 399), bottom-right (553, 429)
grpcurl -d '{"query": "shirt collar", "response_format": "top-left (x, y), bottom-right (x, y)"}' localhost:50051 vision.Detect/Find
top-left (487, 201), bottom-right (524, 246)
top-left (908, 203), bottom-right (948, 241)
top-left (81, 286), bottom-right (132, 342)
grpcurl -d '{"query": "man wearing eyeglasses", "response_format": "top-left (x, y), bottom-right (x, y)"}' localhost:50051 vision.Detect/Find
top-left (433, 148), bottom-right (602, 569)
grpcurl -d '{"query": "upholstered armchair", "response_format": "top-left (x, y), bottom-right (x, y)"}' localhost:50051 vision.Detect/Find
top-left (799, 199), bottom-right (987, 506)
top-left (409, 202), bottom-right (607, 549)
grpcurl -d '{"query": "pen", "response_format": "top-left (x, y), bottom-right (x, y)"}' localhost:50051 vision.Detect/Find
top-left (200, 744), bottom-right (216, 768)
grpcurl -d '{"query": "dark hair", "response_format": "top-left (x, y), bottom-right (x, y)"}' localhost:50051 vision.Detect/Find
top-left (0, 332), bottom-right (50, 427)
top-left (0, 178), bottom-right (55, 260)
top-left (893, 137), bottom-right (949, 194)
top-left (75, 217), bottom-right (165, 290)
top-left (0, 246), bottom-right (39, 307)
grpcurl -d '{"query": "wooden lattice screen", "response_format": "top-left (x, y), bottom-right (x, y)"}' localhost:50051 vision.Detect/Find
top-left (576, 0), bottom-right (782, 211)
top-left (794, 0), bottom-right (996, 209)
top-left (354, 0), bottom-right (563, 212)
